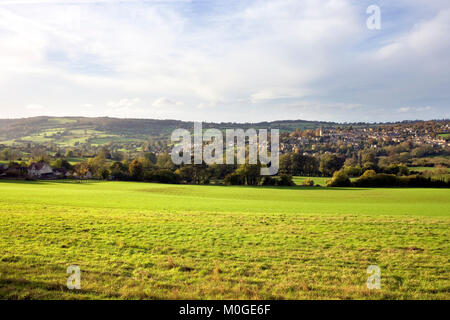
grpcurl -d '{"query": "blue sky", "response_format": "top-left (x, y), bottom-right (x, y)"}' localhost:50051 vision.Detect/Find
top-left (0, 0), bottom-right (448, 122)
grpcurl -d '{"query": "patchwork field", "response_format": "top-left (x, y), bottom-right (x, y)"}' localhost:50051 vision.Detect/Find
top-left (0, 181), bottom-right (449, 299)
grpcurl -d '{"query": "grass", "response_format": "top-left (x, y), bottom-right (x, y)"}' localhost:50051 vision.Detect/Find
top-left (0, 181), bottom-right (449, 300)
top-left (409, 166), bottom-right (450, 173)
top-left (293, 176), bottom-right (330, 186)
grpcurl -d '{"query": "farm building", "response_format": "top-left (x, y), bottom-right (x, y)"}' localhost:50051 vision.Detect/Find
top-left (28, 162), bottom-right (54, 178)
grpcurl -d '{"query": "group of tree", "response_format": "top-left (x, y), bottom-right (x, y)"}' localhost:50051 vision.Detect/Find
top-left (327, 169), bottom-right (450, 188)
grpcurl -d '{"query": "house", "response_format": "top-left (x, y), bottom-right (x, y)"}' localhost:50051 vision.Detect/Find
top-left (28, 162), bottom-right (54, 178)
top-left (0, 163), bottom-right (7, 177)
top-left (53, 168), bottom-right (67, 178)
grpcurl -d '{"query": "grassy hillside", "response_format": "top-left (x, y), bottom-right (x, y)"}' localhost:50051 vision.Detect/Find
top-left (0, 181), bottom-right (448, 299)
top-left (0, 116), bottom-right (337, 147)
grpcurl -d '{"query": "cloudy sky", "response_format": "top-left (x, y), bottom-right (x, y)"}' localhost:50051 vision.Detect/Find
top-left (0, 0), bottom-right (449, 122)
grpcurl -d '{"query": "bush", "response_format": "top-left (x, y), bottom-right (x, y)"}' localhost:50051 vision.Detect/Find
top-left (302, 178), bottom-right (314, 186)
top-left (398, 175), bottom-right (449, 188)
top-left (144, 169), bottom-right (180, 184)
top-left (100, 168), bottom-right (110, 180)
top-left (277, 174), bottom-right (294, 186)
top-left (110, 161), bottom-right (129, 180)
top-left (353, 172), bottom-right (397, 187)
top-left (260, 176), bottom-right (277, 186)
top-left (381, 164), bottom-right (409, 176)
top-left (352, 171), bottom-right (450, 188)
top-left (327, 170), bottom-right (351, 187)
top-left (343, 165), bottom-right (363, 177)
top-left (224, 173), bottom-right (242, 185)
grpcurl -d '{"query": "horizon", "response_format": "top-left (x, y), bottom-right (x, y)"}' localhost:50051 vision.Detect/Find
top-left (0, 114), bottom-right (449, 125)
top-left (0, 0), bottom-right (449, 122)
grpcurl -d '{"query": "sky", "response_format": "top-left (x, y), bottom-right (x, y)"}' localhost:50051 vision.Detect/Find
top-left (0, 0), bottom-right (449, 123)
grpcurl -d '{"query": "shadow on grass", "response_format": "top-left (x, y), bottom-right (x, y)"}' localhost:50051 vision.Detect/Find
top-left (0, 277), bottom-right (121, 299)
top-left (191, 183), bottom-right (370, 191)
top-left (0, 179), bottom-right (103, 186)
top-left (0, 179), bottom-right (370, 191)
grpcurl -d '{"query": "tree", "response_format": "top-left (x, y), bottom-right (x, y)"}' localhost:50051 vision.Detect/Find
top-left (143, 152), bottom-right (157, 164)
top-left (156, 153), bottom-right (175, 170)
top-left (87, 155), bottom-right (107, 178)
top-left (224, 172), bottom-right (243, 185)
top-left (0, 148), bottom-right (20, 161)
top-left (234, 164), bottom-right (261, 186)
top-left (320, 154), bottom-right (344, 176)
top-left (292, 153), bottom-right (319, 176)
top-left (145, 169), bottom-right (180, 184)
top-left (100, 168), bottom-right (110, 180)
top-left (110, 161), bottom-right (129, 180)
top-left (129, 160), bottom-right (144, 180)
top-left (74, 162), bottom-right (89, 181)
top-left (279, 153), bottom-right (293, 174)
top-left (360, 149), bottom-right (378, 170)
top-left (53, 158), bottom-right (73, 170)
top-left (175, 165), bottom-right (210, 184)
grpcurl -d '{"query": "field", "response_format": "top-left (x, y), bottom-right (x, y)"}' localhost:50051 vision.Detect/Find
top-left (408, 166), bottom-right (450, 172)
top-left (0, 117), bottom-right (336, 147)
top-left (292, 176), bottom-right (328, 186)
top-left (0, 181), bottom-right (449, 300)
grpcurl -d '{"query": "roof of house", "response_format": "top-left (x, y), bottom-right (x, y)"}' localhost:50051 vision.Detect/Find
top-left (28, 162), bottom-right (52, 170)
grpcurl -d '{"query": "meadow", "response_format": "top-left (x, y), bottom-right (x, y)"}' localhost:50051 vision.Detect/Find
top-left (292, 176), bottom-right (330, 186)
top-left (0, 181), bottom-right (449, 299)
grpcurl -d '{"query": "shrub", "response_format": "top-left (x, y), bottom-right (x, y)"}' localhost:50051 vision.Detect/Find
top-left (352, 171), bottom-right (450, 188)
top-left (327, 170), bottom-right (351, 187)
top-left (100, 168), bottom-right (110, 180)
top-left (145, 169), bottom-right (180, 184)
top-left (353, 172), bottom-right (397, 187)
top-left (302, 178), bottom-right (314, 186)
top-left (277, 174), bottom-right (294, 186)
top-left (381, 164), bottom-right (409, 176)
top-left (343, 165), bottom-right (363, 177)
top-left (224, 173), bottom-right (242, 185)
top-left (260, 176), bottom-right (277, 186)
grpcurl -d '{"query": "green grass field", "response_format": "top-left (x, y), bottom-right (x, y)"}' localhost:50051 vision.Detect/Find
top-left (293, 176), bottom-right (330, 186)
top-left (408, 166), bottom-right (450, 172)
top-left (0, 181), bottom-right (449, 300)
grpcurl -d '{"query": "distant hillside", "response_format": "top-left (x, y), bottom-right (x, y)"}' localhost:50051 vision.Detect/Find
top-left (0, 116), bottom-right (341, 147)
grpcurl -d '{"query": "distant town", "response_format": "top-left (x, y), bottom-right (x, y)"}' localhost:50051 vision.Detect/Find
top-left (0, 118), bottom-right (449, 187)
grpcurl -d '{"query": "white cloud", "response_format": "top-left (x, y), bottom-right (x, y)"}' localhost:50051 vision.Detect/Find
top-left (152, 97), bottom-right (183, 108)
top-left (0, 0), bottom-right (448, 121)
top-left (398, 106), bottom-right (432, 113)
top-left (398, 107), bottom-right (411, 113)
top-left (376, 9), bottom-right (450, 61)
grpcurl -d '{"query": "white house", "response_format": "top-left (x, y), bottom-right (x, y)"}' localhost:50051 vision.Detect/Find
top-left (28, 162), bottom-right (54, 178)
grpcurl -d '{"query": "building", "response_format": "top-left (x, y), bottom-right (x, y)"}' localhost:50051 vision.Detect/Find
top-left (28, 162), bottom-right (54, 178)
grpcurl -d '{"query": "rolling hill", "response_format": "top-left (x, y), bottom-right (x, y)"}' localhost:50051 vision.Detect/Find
top-left (0, 116), bottom-right (339, 147)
